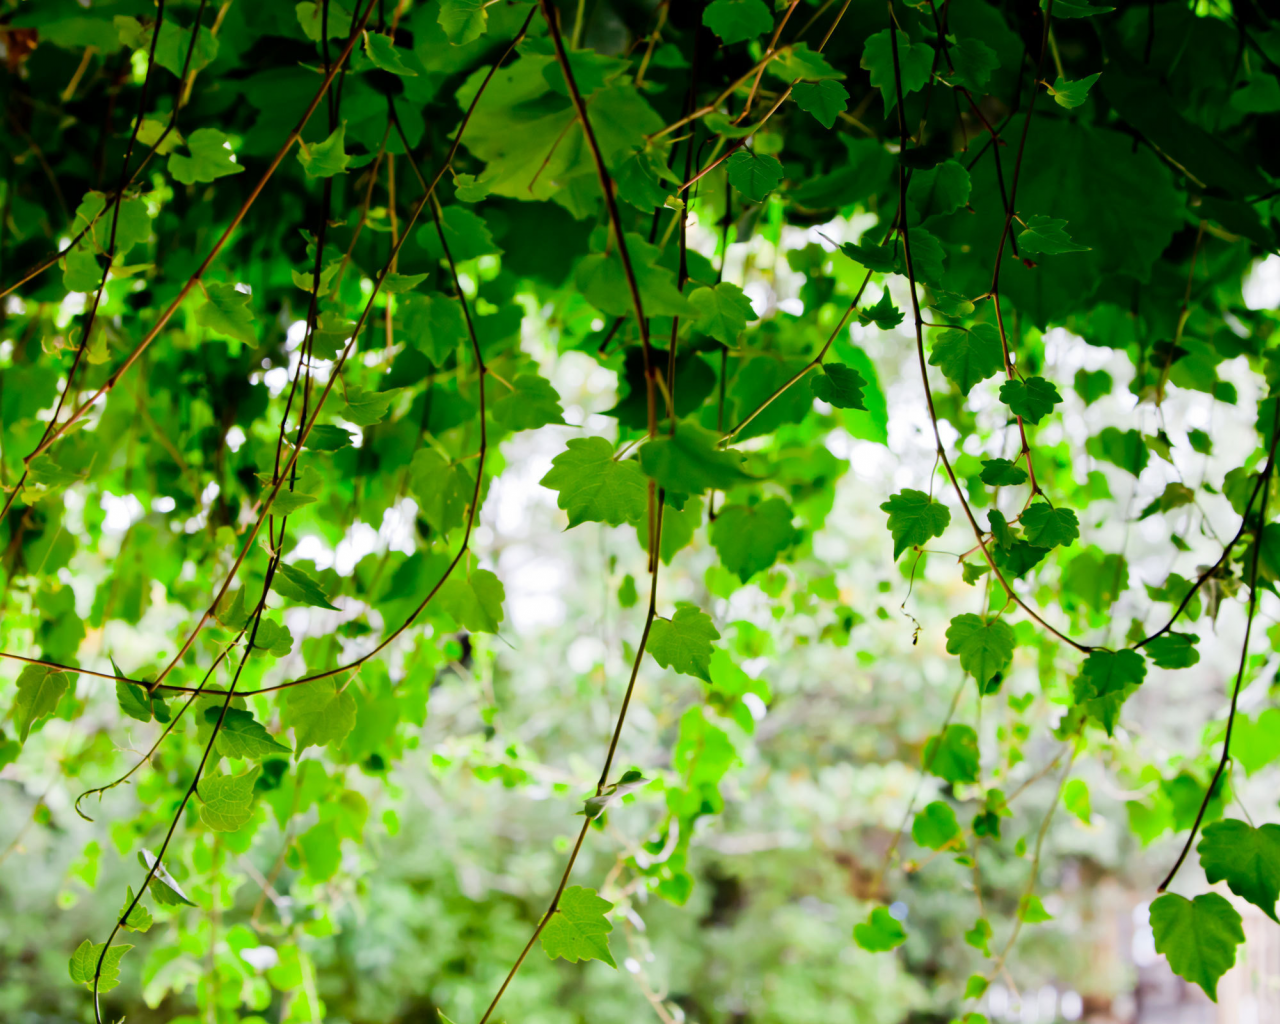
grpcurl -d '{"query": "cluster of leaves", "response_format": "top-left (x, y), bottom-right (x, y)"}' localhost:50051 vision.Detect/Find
top-left (3, 0), bottom-right (1280, 1019)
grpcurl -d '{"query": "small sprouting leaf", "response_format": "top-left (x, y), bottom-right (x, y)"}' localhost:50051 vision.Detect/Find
top-left (727, 150), bottom-right (784, 203)
top-left (810, 363), bottom-right (867, 409)
top-left (1018, 215), bottom-right (1091, 254)
top-left (912, 800), bottom-right (962, 850)
top-left (648, 605), bottom-right (721, 683)
top-left (929, 324), bottom-right (1004, 395)
top-left (945, 614), bottom-right (1015, 691)
top-left (272, 561), bottom-right (339, 610)
top-left (1149, 892), bottom-right (1244, 1002)
top-left (1062, 778), bottom-right (1092, 823)
top-left (138, 850), bottom-right (197, 907)
top-left (861, 29), bottom-right (934, 113)
top-left (792, 79), bottom-right (849, 129)
top-left (285, 679), bottom-right (358, 756)
top-left (999, 376), bottom-right (1062, 424)
top-left (117, 887), bottom-right (152, 933)
top-left (12, 665), bottom-right (69, 744)
top-left (965, 919), bottom-right (993, 956)
top-left (540, 437), bottom-right (649, 528)
top-left (1145, 632), bottom-right (1200, 669)
top-left (540, 886), bottom-right (617, 967)
top-left (853, 906), bottom-right (907, 952)
top-left (364, 32), bottom-right (416, 75)
top-left (169, 128), bottom-right (245, 185)
top-left (1018, 894), bottom-right (1053, 923)
top-left (702, 0), bottom-right (773, 45)
top-left (979, 458), bottom-right (1028, 487)
top-left (923, 724), bottom-right (980, 784)
top-left (688, 282), bottom-right (756, 343)
top-left (582, 769), bottom-right (649, 819)
top-left (1197, 819), bottom-right (1280, 922)
top-left (857, 291), bottom-right (904, 330)
top-left (880, 489), bottom-right (951, 560)
top-left (710, 499), bottom-right (798, 582)
top-left (69, 939), bottom-right (133, 992)
top-left (297, 123), bottom-right (350, 178)
top-left (1048, 72), bottom-right (1102, 109)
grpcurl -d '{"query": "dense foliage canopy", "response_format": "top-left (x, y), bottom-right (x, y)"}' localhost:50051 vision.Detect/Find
top-left (3, 0), bottom-right (1280, 1020)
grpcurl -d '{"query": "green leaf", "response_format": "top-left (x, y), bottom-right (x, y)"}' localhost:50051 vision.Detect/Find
top-left (923, 724), bottom-right (980, 784)
top-left (1062, 778), bottom-right (1092, 823)
top-left (169, 128), bottom-right (246, 185)
top-left (947, 38), bottom-right (999, 95)
top-left (576, 233), bottom-right (697, 319)
top-left (792, 79), bottom-right (848, 129)
top-left (638, 423), bottom-right (750, 495)
top-left (1087, 427), bottom-right (1149, 476)
top-left (1198, 819), bottom-right (1280, 922)
top-left (999, 376), bottom-right (1061, 424)
top-left (702, 0), bottom-right (773, 45)
top-left (840, 239), bottom-right (897, 275)
top-left (648, 605), bottom-right (721, 683)
top-left (364, 32), bottom-right (416, 75)
top-left (540, 438), bottom-right (649, 528)
top-left (853, 907), bottom-right (906, 952)
top-left (979, 458), bottom-right (1028, 487)
top-left (1047, 0), bottom-right (1115, 17)
top-left (1048, 72), bottom-right (1102, 109)
top-left (1149, 892), bottom-right (1243, 1001)
top-left (304, 424), bottom-right (355, 451)
top-left (116, 678), bottom-right (156, 723)
top-left (12, 665), bottom-right (69, 743)
top-left (68, 939), bottom-right (132, 992)
top-left (417, 205), bottom-right (501, 263)
top-left (945, 614), bottom-right (1015, 691)
top-left (908, 160), bottom-right (971, 220)
top-left (285, 679), bottom-right (357, 755)
top-left (409, 449), bottom-right (476, 535)
top-left (1071, 648), bottom-right (1147, 734)
top-left (1020, 502), bottom-right (1079, 548)
top-left (438, 0), bottom-right (487, 44)
top-left (137, 849), bottom-right (197, 906)
top-left (297, 123), bottom-right (350, 178)
top-left (582, 769), bottom-right (649, 819)
top-left (117, 887), bottom-right (152, 933)
top-left (688, 282), bottom-right (756, 343)
top-left (453, 173), bottom-right (490, 203)
top-left (880, 489), bottom-right (951, 560)
top-left (810, 363), bottom-right (867, 409)
top-left (436, 569), bottom-right (505, 633)
top-left (296, 1), bottom-right (352, 41)
top-left (861, 29), bottom-right (934, 114)
top-left (206, 707), bottom-right (292, 759)
top-left (1018, 215), bottom-right (1090, 255)
top-left (540, 886), bottom-right (616, 967)
top-left (727, 149), bottom-right (784, 203)
top-left (272, 561), bottom-right (339, 610)
top-left (711, 499), bottom-right (797, 582)
top-left (197, 766), bottom-right (261, 832)
top-left (857, 291), bottom-right (904, 330)
top-left (62, 244), bottom-right (102, 292)
top-left (769, 43), bottom-right (843, 83)
top-left (1018, 894), bottom-right (1053, 923)
top-left (491, 375), bottom-right (566, 432)
top-left (912, 800), bottom-right (962, 850)
top-left (964, 919), bottom-right (992, 956)
top-left (1145, 632), bottom-right (1200, 669)
top-left (197, 282), bottom-right (256, 344)
top-left (251, 618), bottom-right (294, 658)
top-left (929, 324), bottom-right (1004, 396)
top-left (340, 384), bottom-right (399, 427)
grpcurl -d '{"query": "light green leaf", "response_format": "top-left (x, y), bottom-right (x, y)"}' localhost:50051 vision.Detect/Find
top-left (197, 766), bottom-right (261, 831)
top-left (438, 0), bottom-right (487, 44)
top-left (853, 907), bottom-right (906, 952)
top-left (364, 31), bottom-right (416, 75)
top-left (710, 499), bottom-right (797, 582)
top-left (1150, 892), bottom-right (1243, 1001)
top-left (1048, 72), bottom-right (1102, 109)
top-left (923, 724), bottom-right (979, 784)
top-left (540, 437), bottom-right (650, 528)
top-left (197, 282), bottom-right (256, 344)
top-left (409, 448), bottom-right (476, 535)
top-left (491, 375), bottom-right (566, 432)
top-left (117, 887), bottom-right (152, 933)
top-left (648, 605), bottom-right (721, 683)
top-left (912, 801), bottom-right (962, 850)
top-left (540, 886), bottom-right (616, 967)
top-left (945, 614), bottom-right (1015, 691)
top-left (296, 1), bottom-right (352, 41)
top-left (688, 282), bottom-right (756, 343)
top-left (437, 569), bottom-right (505, 633)
top-left (1020, 502), bottom-right (1079, 548)
top-left (880, 489), bottom-right (951, 560)
top-left (1071, 648), bottom-right (1147, 734)
top-left (12, 665), bottom-right (69, 743)
top-left (638, 423), bottom-right (750, 496)
top-left (810, 363), bottom-right (867, 409)
top-left (207, 707), bottom-right (292, 760)
top-left (68, 939), bottom-right (132, 992)
top-left (285, 679), bottom-right (358, 756)
top-left (297, 123), bottom-right (350, 178)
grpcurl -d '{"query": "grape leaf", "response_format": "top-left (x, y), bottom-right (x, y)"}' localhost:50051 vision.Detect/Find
top-left (1197, 819), bottom-right (1280, 922)
top-left (68, 939), bottom-right (132, 992)
top-left (945, 614), bottom-right (1015, 690)
top-left (980, 458), bottom-right (1028, 486)
top-left (169, 128), bottom-right (246, 185)
top-left (853, 907), bottom-right (907, 952)
top-left (206, 707), bottom-right (292, 760)
top-left (540, 886), bottom-right (616, 967)
top-left (912, 801), bottom-right (962, 850)
top-left (1020, 502), bottom-right (1079, 548)
top-left (929, 324), bottom-right (1004, 395)
top-left (1018, 215), bottom-right (1090, 254)
top-left (12, 664), bottom-right (69, 743)
top-left (1150, 892), bottom-right (1243, 1001)
top-left (999, 376), bottom-right (1061, 424)
top-left (1072, 648), bottom-right (1147, 734)
top-left (297, 123), bottom-right (350, 178)
top-left (197, 766), bottom-right (261, 832)
top-left (198, 282), bottom-right (256, 344)
top-left (648, 605), bottom-right (721, 683)
top-left (285, 679), bottom-right (358, 756)
top-left (861, 30), bottom-right (934, 113)
top-left (880, 489), bottom-right (951, 559)
top-left (710, 499), bottom-right (798, 582)
top-left (727, 149), bottom-right (784, 203)
top-left (638, 423), bottom-right (750, 495)
top-left (923, 724), bottom-right (979, 784)
top-left (702, 0), bottom-right (772, 45)
top-left (273, 561), bottom-right (339, 610)
top-left (688, 282), bottom-right (756, 343)
top-left (810, 363), bottom-right (867, 409)
top-left (540, 437), bottom-right (649, 528)
top-left (1145, 632), bottom-right (1200, 669)
top-left (792, 80), bottom-right (849, 129)
top-left (491, 375), bottom-right (566, 432)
